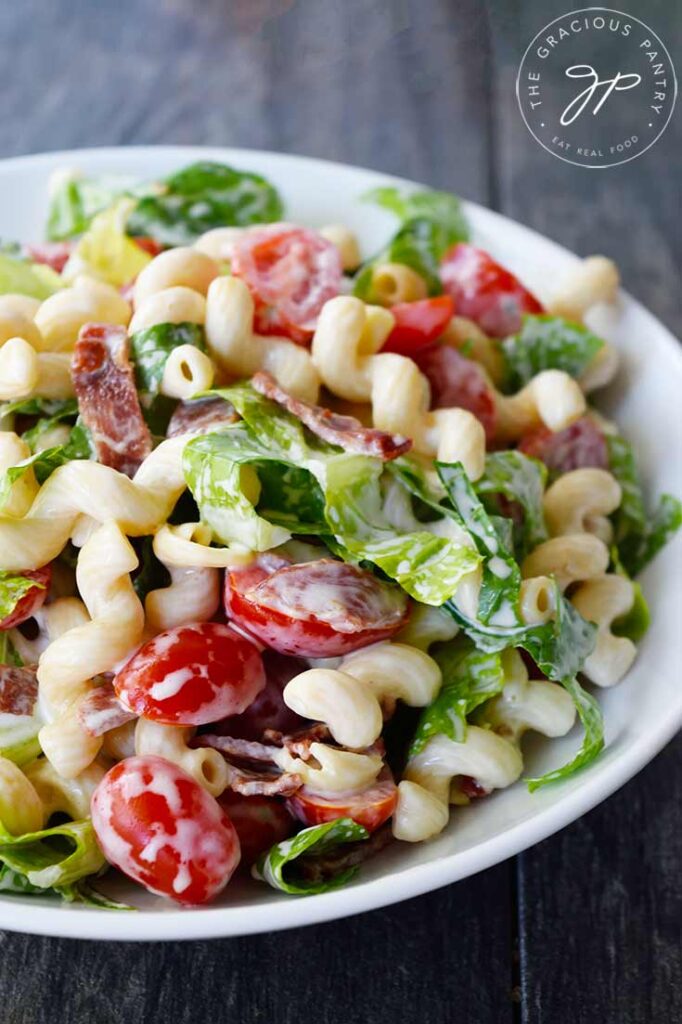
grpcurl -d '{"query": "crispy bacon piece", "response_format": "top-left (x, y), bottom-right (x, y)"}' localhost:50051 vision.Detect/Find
top-left (0, 666), bottom-right (38, 717)
top-left (263, 723), bottom-right (333, 759)
top-left (77, 685), bottom-right (136, 737)
top-left (195, 734), bottom-right (280, 765)
top-left (297, 822), bottom-right (393, 883)
top-left (166, 396), bottom-right (238, 438)
top-left (72, 323), bottom-right (152, 477)
top-left (225, 763), bottom-right (302, 798)
top-left (251, 371), bottom-right (412, 460)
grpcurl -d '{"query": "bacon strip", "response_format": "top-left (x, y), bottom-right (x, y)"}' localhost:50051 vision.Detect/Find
top-left (225, 763), bottom-right (302, 798)
top-left (0, 666), bottom-right (38, 717)
top-left (195, 734), bottom-right (280, 765)
top-left (251, 371), bottom-right (412, 460)
top-left (263, 724), bottom-right (333, 759)
top-left (77, 686), bottom-right (136, 737)
top-left (72, 323), bottom-right (152, 477)
top-left (166, 396), bottom-right (238, 438)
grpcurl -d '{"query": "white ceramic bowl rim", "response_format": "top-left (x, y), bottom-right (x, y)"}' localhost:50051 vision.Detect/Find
top-left (0, 146), bottom-right (680, 941)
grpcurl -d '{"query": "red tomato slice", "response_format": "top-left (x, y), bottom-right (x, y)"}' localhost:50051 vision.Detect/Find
top-left (212, 649), bottom-right (309, 740)
top-left (91, 755), bottom-right (240, 905)
top-left (114, 623), bottom-right (265, 727)
top-left (518, 416), bottom-right (608, 473)
top-left (381, 296), bottom-right (454, 355)
top-left (231, 223), bottom-right (342, 343)
top-left (133, 236), bottom-right (165, 258)
top-left (440, 242), bottom-right (543, 338)
top-left (224, 558), bottom-right (410, 659)
top-left (25, 242), bottom-right (73, 274)
top-left (287, 770), bottom-right (398, 833)
top-left (218, 791), bottom-right (294, 865)
top-left (0, 565), bottom-right (52, 631)
top-left (413, 344), bottom-right (497, 441)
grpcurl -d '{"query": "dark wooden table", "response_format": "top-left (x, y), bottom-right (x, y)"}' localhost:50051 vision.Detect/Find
top-left (1, 1), bottom-right (680, 1021)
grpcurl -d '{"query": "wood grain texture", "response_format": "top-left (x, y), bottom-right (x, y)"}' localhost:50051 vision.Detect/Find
top-left (0, 0), bottom-right (680, 1021)
top-left (0, 870), bottom-right (515, 1024)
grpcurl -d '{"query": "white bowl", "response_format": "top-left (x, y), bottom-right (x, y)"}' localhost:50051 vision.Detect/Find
top-left (1, 146), bottom-right (680, 941)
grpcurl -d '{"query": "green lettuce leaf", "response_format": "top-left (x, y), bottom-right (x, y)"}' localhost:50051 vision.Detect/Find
top-left (475, 451), bottom-right (548, 557)
top-left (0, 425), bottom-right (92, 508)
top-left (0, 571), bottom-right (47, 622)
top-left (525, 676), bottom-right (604, 790)
top-left (607, 433), bottom-right (682, 576)
top-left (185, 385), bottom-right (481, 604)
top-left (609, 546), bottom-right (650, 643)
top-left (409, 638), bottom-right (508, 757)
top-left (437, 461), bottom-right (522, 626)
top-left (0, 633), bottom-right (22, 667)
top-left (500, 315), bottom-right (604, 391)
top-left (0, 818), bottom-right (105, 890)
top-left (354, 187), bottom-right (469, 299)
top-left (127, 161), bottom-right (284, 247)
top-left (65, 199), bottom-right (152, 286)
top-left (444, 585), bottom-right (602, 785)
top-left (59, 878), bottom-right (135, 910)
top-left (0, 397), bottom-right (78, 420)
top-left (46, 173), bottom-right (150, 240)
top-left (0, 252), bottom-right (62, 300)
top-left (130, 321), bottom-right (206, 397)
top-left (254, 818), bottom-right (369, 895)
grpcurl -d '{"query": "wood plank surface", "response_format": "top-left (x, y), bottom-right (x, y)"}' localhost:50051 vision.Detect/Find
top-left (0, 1), bottom-right (679, 1021)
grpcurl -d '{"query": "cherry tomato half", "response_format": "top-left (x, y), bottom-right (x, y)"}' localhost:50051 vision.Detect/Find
top-left (224, 558), bottom-right (410, 659)
top-left (286, 770), bottom-right (398, 833)
top-left (518, 416), bottom-right (608, 473)
top-left (25, 242), bottom-right (73, 274)
top-left (91, 755), bottom-right (240, 905)
top-left (231, 223), bottom-right (342, 343)
top-left (212, 649), bottom-right (309, 741)
top-left (114, 623), bottom-right (265, 726)
top-left (440, 242), bottom-right (543, 338)
top-left (0, 565), bottom-right (52, 631)
top-left (381, 296), bottom-right (454, 355)
top-left (413, 344), bottom-right (497, 441)
top-left (218, 791), bottom-right (294, 865)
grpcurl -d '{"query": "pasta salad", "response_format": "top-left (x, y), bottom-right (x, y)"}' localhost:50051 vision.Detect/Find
top-left (0, 160), bottom-right (679, 908)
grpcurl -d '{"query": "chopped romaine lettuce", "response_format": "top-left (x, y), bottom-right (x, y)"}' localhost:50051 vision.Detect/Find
top-left (500, 315), bottom-right (604, 391)
top-left (185, 385), bottom-right (481, 604)
top-left (0, 571), bottom-right (47, 622)
top-left (0, 397), bottom-right (78, 420)
top-left (46, 172), bottom-right (152, 240)
top-left (607, 433), bottom-right (682, 576)
top-left (437, 461), bottom-right (522, 626)
top-left (0, 426), bottom-right (92, 509)
top-left (254, 818), bottom-right (369, 895)
top-left (409, 638), bottom-right (508, 757)
top-left (127, 161), bottom-right (284, 247)
top-left (64, 199), bottom-right (151, 286)
top-left (475, 450), bottom-right (548, 557)
top-left (0, 252), bottom-right (62, 300)
top-left (525, 676), bottom-right (604, 790)
top-left (130, 322), bottom-right (206, 397)
top-left (0, 634), bottom-right (22, 668)
top-left (610, 546), bottom-right (650, 643)
top-left (0, 818), bottom-right (105, 890)
top-left (354, 187), bottom-right (469, 299)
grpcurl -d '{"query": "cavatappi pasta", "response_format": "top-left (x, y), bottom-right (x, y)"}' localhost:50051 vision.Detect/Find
top-left (0, 160), bottom-right (678, 908)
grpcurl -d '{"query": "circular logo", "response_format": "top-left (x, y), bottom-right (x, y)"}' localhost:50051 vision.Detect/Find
top-left (516, 8), bottom-right (677, 168)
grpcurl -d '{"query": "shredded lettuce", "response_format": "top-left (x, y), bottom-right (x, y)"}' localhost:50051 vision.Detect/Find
top-left (0, 634), bottom-right (22, 668)
top-left (0, 252), bottom-right (62, 300)
top-left (476, 451), bottom-right (548, 557)
top-left (354, 187), bottom-right (469, 299)
top-left (64, 199), bottom-right (152, 286)
top-left (0, 817), bottom-right (105, 890)
top-left (184, 385), bottom-right (481, 604)
top-left (409, 638), bottom-right (508, 757)
top-left (0, 571), bottom-right (45, 622)
top-left (130, 322), bottom-right (206, 397)
top-left (500, 315), bottom-right (604, 391)
top-left (607, 433), bottom-right (682, 576)
top-left (0, 397), bottom-right (78, 420)
top-left (0, 426), bottom-right (92, 510)
top-left (445, 585), bottom-right (602, 786)
top-left (254, 818), bottom-right (369, 895)
top-left (46, 173), bottom-right (152, 240)
top-left (127, 161), bottom-right (284, 247)
top-left (610, 546), bottom-right (651, 643)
